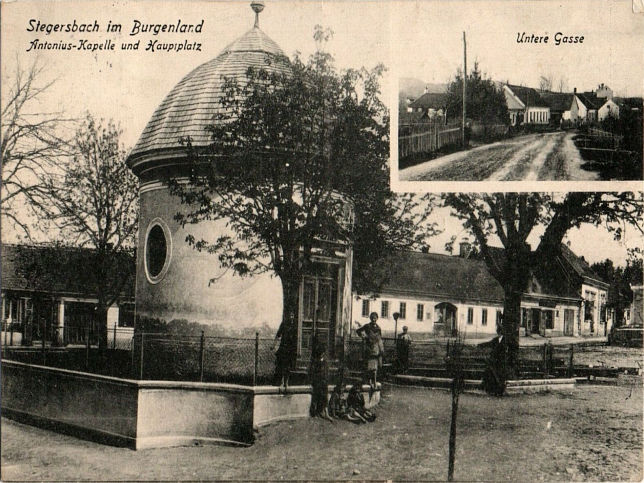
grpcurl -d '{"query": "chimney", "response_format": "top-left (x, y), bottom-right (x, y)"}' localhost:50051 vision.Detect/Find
top-left (573, 87), bottom-right (577, 94)
top-left (459, 241), bottom-right (472, 258)
top-left (424, 85), bottom-right (429, 94)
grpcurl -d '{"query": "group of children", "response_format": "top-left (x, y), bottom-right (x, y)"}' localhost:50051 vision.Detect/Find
top-left (309, 342), bottom-right (376, 424)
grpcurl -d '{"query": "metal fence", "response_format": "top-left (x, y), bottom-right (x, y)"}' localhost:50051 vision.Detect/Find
top-left (134, 332), bottom-right (276, 384)
top-left (2, 328), bottom-right (607, 383)
top-left (348, 337), bottom-right (581, 379)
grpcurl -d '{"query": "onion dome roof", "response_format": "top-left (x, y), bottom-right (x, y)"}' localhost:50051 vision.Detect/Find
top-left (128, 3), bottom-right (289, 168)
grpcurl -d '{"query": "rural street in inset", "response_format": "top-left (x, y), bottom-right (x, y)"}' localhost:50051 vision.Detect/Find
top-left (399, 132), bottom-right (600, 182)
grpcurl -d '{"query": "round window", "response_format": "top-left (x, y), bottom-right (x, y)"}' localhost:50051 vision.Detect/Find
top-left (145, 219), bottom-right (171, 283)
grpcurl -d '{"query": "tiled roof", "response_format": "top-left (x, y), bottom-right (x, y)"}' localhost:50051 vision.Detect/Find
top-left (409, 92), bottom-right (449, 110)
top-left (576, 92), bottom-right (603, 110)
top-left (506, 84), bottom-right (550, 108)
top-left (365, 245), bottom-right (601, 304)
top-left (539, 92), bottom-right (574, 112)
top-left (1, 244), bottom-right (135, 298)
top-left (128, 26), bottom-right (290, 162)
top-left (363, 251), bottom-right (505, 304)
top-left (559, 243), bottom-right (609, 288)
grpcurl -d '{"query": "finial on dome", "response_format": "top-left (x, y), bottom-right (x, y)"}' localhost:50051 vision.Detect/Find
top-left (251, 1), bottom-right (265, 28)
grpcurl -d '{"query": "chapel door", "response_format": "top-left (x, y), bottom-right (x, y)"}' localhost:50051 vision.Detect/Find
top-left (563, 309), bottom-right (574, 336)
top-left (299, 269), bottom-right (337, 358)
top-left (530, 308), bottom-right (541, 334)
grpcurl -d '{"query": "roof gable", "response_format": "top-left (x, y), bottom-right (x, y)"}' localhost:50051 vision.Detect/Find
top-left (409, 92), bottom-right (449, 110)
top-left (505, 84), bottom-right (550, 108)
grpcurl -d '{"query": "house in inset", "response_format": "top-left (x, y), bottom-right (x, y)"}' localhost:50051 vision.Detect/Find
top-left (407, 91), bottom-right (450, 122)
top-left (540, 91), bottom-right (574, 126)
top-left (1, 244), bottom-right (135, 347)
top-left (571, 85), bottom-right (620, 124)
top-left (503, 84), bottom-right (550, 126)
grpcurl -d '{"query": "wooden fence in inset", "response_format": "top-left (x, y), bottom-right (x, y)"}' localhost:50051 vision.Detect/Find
top-left (399, 124), bottom-right (461, 159)
top-left (588, 128), bottom-right (624, 148)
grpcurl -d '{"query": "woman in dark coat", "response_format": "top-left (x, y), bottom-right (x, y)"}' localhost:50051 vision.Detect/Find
top-left (356, 312), bottom-right (384, 387)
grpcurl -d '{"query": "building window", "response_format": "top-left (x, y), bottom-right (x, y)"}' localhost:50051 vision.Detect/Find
top-left (144, 218), bottom-right (172, 284)
top-left (118, 303), bottom-right (135, 328)
top-left (417, 304), bottom-right (424, 321)
top-left (498, 310), bottom-right (504, 328)
top-left (361, 299), bottom-right (370, 317)
top-left (399, 302), bottom-right (406, 319)
top-left (544, 310), bottom-right (554, 330)
top-left (467, 307), bottom-right (474, 325)
top-left (381, 301), bottom-right (389, 318)
top-left (481, 308), bottom-right (488, 326)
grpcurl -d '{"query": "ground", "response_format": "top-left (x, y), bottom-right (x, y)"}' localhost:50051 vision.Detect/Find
top-left (2, 382), bottom-right (641, 481)
top-left (399, 131), bottom-right (599, 181)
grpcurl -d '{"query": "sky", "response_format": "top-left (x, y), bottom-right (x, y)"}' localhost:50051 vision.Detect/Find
top-left (2, 0), bottom-right (392, 149)
top-left (393, 0), bottom-right (644, 97)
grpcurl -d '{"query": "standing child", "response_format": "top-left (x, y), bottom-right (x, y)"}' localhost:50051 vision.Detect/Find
top-left (309, 342), bottom-right (333, 421)
top-left (397, 326), bottom-right (412, 373)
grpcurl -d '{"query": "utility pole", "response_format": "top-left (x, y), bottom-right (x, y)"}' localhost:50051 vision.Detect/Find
top-left (462, 31), bottom-right (467, 148)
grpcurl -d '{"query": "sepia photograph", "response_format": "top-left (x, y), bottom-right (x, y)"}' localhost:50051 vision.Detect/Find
top-left (394, 0), bottom-right (644, 188)
top-left (1, 0), bottom-right (643, 482)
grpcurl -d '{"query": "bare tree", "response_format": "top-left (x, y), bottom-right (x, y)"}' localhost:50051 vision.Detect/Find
top-left (1, 59), bottom-right (72, 238)
top-left (557, 77), bottom-right (568, 93)
top-left (37, 114), bottom-right (138, 349)
top-left (538, 75), bottom-right (553, 92)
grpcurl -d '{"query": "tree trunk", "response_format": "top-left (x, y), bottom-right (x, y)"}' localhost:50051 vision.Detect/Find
top-left (96, 304), bottom-right (109, 351)
top-left (275, 272), bottom-right (301, 369)
top-left (500, 245), bottom-right (532, 379)
top-left (501, 289), bottom-right (523, 379)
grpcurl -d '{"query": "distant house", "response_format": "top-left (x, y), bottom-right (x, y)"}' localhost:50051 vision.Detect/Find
top-left (539, 92), bottom-right (574, 125)
top-left (407, 91), bottom-right (450, 121)
top-left (353, 243), bottom-right (611, 339)
top-left (570, 85), bottom-right (620, 124)
top-left (1, 244), bottom-right (135, 346)
top-left (503, 84), bottom-right (550, 126)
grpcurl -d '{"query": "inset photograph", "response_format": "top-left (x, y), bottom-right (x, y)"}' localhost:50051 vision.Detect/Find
top-left (395, 0), bottom-right (643, 183)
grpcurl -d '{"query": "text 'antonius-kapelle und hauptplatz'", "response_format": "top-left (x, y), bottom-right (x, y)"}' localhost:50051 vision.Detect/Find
top-left (25, 18), bottom-right (205, 52)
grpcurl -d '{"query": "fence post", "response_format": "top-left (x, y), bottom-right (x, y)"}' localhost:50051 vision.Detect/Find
top-left (568, 343), bottom-right (574, 378)
top-left (41, 317), bottom-right (47, 365)
top-left (139, 332), bottom-right (145, 380)
top-left (542, 343), bottom-right (547, 377)
top-left (113, 324), bottom-right (117, 350)
top-left (199, 330), bottom-right (205, 382)
top-left (253, 331), bottom-right (259, 386)
top-left (86, 325), bottom-right (90, 371)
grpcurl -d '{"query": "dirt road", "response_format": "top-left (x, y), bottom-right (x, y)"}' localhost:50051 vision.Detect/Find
top-left (2, 383), bottom-right (641, 481)
top-left (400, 131), bottom-right (600, 181)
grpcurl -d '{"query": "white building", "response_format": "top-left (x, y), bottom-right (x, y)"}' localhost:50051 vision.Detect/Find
top-left (352, 244), bottom-right (610, 340)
